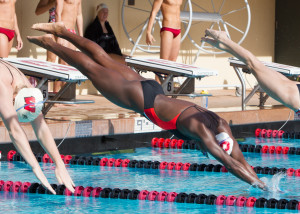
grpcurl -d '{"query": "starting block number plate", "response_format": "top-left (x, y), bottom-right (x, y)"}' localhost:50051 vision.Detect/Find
top-left (134, 117), bottom-right (162, 133)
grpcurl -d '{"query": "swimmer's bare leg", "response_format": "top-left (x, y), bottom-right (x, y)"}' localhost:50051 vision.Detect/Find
top-left (27, 35), bottom-right (144, 113)
top-left (202, 29), bottom-right (300, 111)
top-left (31, 22), bottom-right (144, 81)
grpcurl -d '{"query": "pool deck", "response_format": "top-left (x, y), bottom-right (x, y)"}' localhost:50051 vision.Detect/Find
top-left (0, 89), bottom-right (295, 144)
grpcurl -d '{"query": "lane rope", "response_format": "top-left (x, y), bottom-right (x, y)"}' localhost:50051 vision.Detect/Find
top-left (6, 150), bottom-right (300, 177)
top-left (0, 180), bottom-right (298, 210)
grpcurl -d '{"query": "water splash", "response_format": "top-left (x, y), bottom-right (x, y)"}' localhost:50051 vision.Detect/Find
top-left (249, 172), bottom-right (286, 198)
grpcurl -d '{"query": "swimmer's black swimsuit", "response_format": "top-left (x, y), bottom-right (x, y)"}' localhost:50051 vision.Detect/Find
top-left (141, 80), bottom-right (219, 140)
top-left (141, 80), bottom-right (187, 138)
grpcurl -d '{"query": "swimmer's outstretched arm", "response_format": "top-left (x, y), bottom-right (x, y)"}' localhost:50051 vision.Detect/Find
top-left (0, 83), bottom-right (56, 194)
top-left (202, 29), bottom-right (300, 111)
top-left (199, 125), bottom-right (267, 190)
top-left (31, 114), bottom-right (75, 193)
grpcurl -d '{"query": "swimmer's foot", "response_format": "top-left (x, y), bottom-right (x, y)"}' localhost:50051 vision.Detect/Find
top-left (201, 29), bottom-right (231, 52)
top-left (31, 22), bottom-right (66, 37)
top-left (27, 34), bottom-right (55, 50)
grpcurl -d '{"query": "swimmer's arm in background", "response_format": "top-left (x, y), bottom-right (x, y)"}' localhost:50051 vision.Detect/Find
top-left (35, 0), bottom-right (56, 16)
top-left (76, 0), bottom-right (83, 37)
top-left (55, 0), bottom-right (63, 23)
top-left (0, 83), bottom-right (55, 194)
top-left (199, 125), bottom-right (267, 190)
top-left (146, 0), bottom-right (163, 45)
top-left (30, 115), bottom-right (75, 193)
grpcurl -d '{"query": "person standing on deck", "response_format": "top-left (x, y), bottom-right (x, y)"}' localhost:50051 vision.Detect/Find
top-left (146, 0), bottom-right (182, 83)
top-left (0, 0), bottom-right (23, 57)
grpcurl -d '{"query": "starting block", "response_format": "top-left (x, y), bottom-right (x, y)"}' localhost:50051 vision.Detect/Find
top-left (4, 57), bottom-right (94, 115)
top-left (125, 57), bottom-right (218, 96)
top-left (229, 57), bottom-right (300, 110)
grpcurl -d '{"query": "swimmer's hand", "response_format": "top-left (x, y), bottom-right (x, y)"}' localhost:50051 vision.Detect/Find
top-left (16, 35), bottom-right (23, 51)
top-left (55, 164), bottom-right (75, 193)
top-left (32, 166), bottom-right (56, 195)
top-left (146, 32), bottom-right (155, 46)
top-left (201, 29), bottom-right (230, 52)
top-left (251, 180), bottom-right (269, 192)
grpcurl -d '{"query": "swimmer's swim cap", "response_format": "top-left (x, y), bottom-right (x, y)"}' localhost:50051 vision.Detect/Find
top-left (205, 132), bottom-right (234, 159)
top-left (215, 132), bottom-right (234, 155)
top-left (14, 88), bottom-right (43, 123)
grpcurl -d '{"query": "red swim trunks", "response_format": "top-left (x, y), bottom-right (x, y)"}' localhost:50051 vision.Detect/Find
top-left (160, 27), bottom-right (181, 38)
top-left (0, 27), bottom-right (15, 41)
top-left (67, 29), bottom-right (76, 34)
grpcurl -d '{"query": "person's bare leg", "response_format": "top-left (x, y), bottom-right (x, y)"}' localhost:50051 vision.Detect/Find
top-left (203, 29), bottom-right (300, 111)
top-left (0, 34), bottom-right (10, 57)
top-left (168, 34), bottom-right (181, 61)
top-left (27, 35), bottom-right (144, 113)
top-left (160, 31), bottom-right (174, 60)
top-left (8, 38), bottom-right (13, 53)
top-left (31, 22), bottom-right (143, 81)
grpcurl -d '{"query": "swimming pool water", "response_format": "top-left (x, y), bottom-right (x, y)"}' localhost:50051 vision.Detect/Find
top-left (0, 137), bottom-right (299, 213)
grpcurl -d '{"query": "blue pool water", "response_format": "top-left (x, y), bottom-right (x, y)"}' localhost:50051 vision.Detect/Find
top-left (0, 137), bottom-right (299, 213)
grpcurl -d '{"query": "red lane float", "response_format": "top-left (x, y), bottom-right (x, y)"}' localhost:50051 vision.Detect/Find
top-left (157, 138), bottom-right (165, 148)
top-left (63, 155), bottom-right (72, 164)
top-left (170, 139), bottom-right (178, 148)
top-left (20, 182), bottom-right (31, 193)
top-left (107, 158), bottom-right (115, 167)
top-left (182, 163), bottom-right (191, 171)
top-left (167, 162), bottom-right (176, 170)
top-left (147, 191), bottom-right (159, 201)
top-left (175, 162), bottom-right (183, 171)
top-left (164, 139), bottom-right (171, 148)
top-left (262, 145), bottom-right (269, 153)
top-left (138, 190), bottom-right (149, 200)
top-left (74, 186), bottom-right (84, 196)
top-left (177, 140), bottom-right (184, 149)
top-left (226, 195), bottom-right (237, 206)
top-left (42, 154), bottom-right (53, 163)
top-left (12, 181), bottom-right (22, 192)
top-left (91, 187), bottom-right (102, 197)
top-left (121, 159), bottom-right (130, 167)
top-left (83, 186), bottom-right (93, 197)
top-left (255, 128), bottom-right (285, 138)
top-left (166, 192), bottom-right (177, 202)
top-left (246, 197), bottom-right (257, 207)
top-left (151, 138), bottom-right (158, 147)
top-left (64, 187), bottom-right (73, 196)
top-left (216, 195), bottom-right (226, 205)
top-left (287, 168), bottom-right (295, 176)
top-left (159, 161), bottom-right (168, 170)
top-left (7, 150), bottom-right (16, 161)
top-left (236, 196), bottom-right (247, 207)
top-left (114, 159), bottom-right (123, 167)
top-left (3, 181), bottom-right (13, 192)
top-left (157, 191), bottom-right (168, 201)
top-left (100, 158), bottom-right (108, 166)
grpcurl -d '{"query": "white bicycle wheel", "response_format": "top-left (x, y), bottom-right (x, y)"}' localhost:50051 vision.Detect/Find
top-left (122, 0), bottom-right (192, 55)
top-left (185, 0), bottom-right (251, 54)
